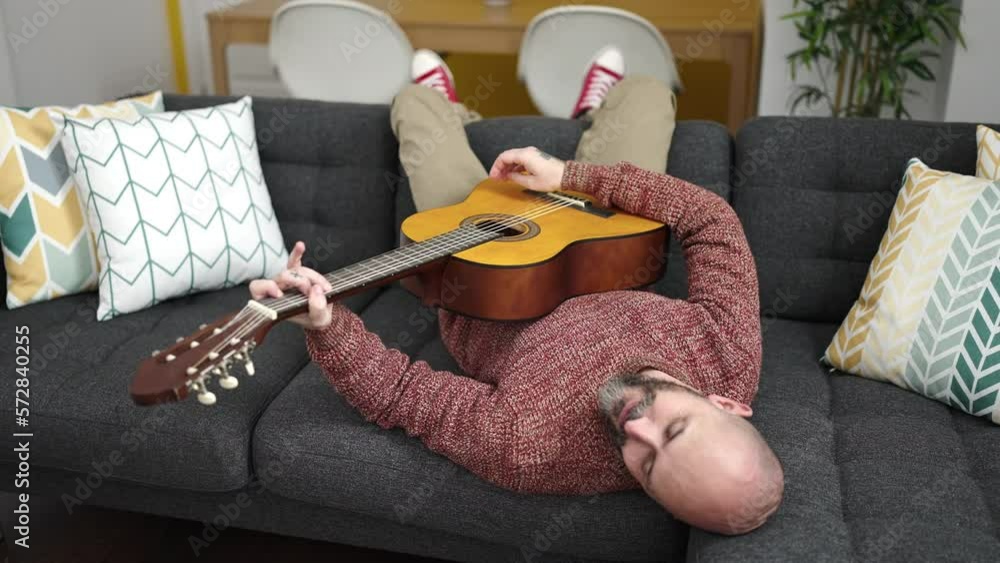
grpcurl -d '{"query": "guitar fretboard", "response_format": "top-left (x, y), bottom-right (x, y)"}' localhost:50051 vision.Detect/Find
top-left (260, 225), bottom-right (501, 314)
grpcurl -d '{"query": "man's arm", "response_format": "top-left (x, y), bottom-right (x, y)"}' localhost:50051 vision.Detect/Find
top-left (562, 161), bottom-right (762, 401)
top-left (305, 305), bottom-right (516, 485)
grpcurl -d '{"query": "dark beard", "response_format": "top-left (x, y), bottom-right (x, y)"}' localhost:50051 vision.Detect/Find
top-left (597, 372), bottom-right (689, 448)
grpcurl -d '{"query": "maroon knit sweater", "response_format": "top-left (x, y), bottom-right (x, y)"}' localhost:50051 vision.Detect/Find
top-left (306, 161), bottom-right (761, 494)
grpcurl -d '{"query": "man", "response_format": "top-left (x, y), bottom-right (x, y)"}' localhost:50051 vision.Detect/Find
top-left (249, 48), bottom-right (783, 535)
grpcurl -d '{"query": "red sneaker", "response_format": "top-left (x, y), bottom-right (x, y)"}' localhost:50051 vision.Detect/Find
top-left (571, 46), bottom-right (625, 118)
top-left (412, 49), bottom-right (459, 103)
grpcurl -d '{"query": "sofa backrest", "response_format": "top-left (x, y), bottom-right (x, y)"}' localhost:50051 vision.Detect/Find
top-left (163, 95), bottom-right (400, 277)
top-left (733, 117), bottom-right (996, 324)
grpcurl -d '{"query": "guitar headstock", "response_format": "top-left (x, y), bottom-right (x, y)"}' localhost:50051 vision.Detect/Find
top-left (130, 306), bottom-right (274, 406)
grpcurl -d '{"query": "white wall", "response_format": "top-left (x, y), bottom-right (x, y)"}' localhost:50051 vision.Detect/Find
top-left (0, 5), bottom-right (18, 105)
top-left (758, 0), bottom-right (959, 120)
top-left (0, 0), bottom-right (175, 106)
top-left (942, 1), bottom-right (1000, 122)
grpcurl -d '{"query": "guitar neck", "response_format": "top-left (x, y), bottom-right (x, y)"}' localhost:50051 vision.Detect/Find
top-left (256, 224), bottom-right (501, 320)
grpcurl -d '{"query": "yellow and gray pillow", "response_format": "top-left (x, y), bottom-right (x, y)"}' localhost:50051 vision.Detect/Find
top-left (0, 92), bottom-right (163, 307)
top-left (824, 158), bottom-right (1000, 424)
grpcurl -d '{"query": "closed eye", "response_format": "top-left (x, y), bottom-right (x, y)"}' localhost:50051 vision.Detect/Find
top-left (644, 419), bottom-right (688, 485)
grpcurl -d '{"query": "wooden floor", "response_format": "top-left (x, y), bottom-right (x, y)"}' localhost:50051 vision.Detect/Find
top-left (0, 492), bottom-right (443, 563)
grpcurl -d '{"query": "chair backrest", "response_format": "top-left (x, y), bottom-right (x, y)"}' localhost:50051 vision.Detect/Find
top-left (518, 6), bottom-right (682, 118)
top-left (270, 0), bottom-right (413, 104)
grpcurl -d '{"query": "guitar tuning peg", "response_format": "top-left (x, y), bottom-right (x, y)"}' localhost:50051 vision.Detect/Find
top-left (219, 375), bottom-right (239, 390)
top-left (151, 349), bottom-right (160, 357)
top-left (244, 358), bottom-right (255, 376)
top-left (199, 323), bottom-right (208, 330)
top-left (176, 336), bottom-right (185, 343)
top-left (193, 378), bottom-right (217, 406)
top-left (197, 389), bottom-right (217, 406)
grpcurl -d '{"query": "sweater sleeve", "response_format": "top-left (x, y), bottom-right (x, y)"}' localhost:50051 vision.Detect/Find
top-left (562, 161), bottom-right (762, 402)
top-left (305, 305), bottom-right (516, 485)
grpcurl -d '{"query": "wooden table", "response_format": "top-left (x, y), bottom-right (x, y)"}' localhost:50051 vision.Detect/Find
top-left (207, 0), bottom-right (761, 130)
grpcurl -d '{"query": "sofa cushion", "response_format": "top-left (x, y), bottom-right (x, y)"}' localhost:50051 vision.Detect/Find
top-left (734, 118), bottom-right (1000, 324)
top-left (688, 318), bottom-right (1000, 562)
top-left (0, 285), bottom-right (370, 492)
top-left (253, 286), bottom-right (687, 562)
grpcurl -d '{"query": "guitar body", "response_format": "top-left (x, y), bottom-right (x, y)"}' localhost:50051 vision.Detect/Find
top-left (400, 179), bottom-right (668, 321)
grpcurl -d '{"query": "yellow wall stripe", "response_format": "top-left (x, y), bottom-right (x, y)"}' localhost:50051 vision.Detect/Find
top-left (166, 0), bottom-right (190, 94)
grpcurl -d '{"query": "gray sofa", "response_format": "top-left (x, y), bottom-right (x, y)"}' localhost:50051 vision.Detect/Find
top-left (1, 94), bottom-right (997, 562)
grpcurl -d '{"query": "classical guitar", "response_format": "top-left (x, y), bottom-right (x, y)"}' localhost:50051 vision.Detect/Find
top-left (130, 178), bottom-right (667, 406)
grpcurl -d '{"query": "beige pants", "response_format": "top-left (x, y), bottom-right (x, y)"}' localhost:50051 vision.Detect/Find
top-left (390, 75), bottom-right (677, 211)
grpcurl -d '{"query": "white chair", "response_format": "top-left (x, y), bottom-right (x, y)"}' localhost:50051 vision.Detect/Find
top-left (270, 0), bottom-right (413, 104)
top-left (518, 6), bottom-right (682, 118)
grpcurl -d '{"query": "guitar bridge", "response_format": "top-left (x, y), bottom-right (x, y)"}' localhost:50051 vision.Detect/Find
top-left (525, 190), bottom-right (615, 218)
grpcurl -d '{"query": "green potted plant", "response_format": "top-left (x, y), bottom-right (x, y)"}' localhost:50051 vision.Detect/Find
top-left (784, 0), bottom-right (964, 118)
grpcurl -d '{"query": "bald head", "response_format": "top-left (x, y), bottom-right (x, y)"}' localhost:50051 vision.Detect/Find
top-left (598, 371), bottom-right (783, 535)
top-left (675, 414), bottom-right (784, 534)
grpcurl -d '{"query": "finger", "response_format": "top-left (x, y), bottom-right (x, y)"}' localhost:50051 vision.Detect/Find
top-left (277, 270), bottom-right (315, 296)
top-left (491, 159), bottom-right (529, 181)
top-left (308, 285), bottom-right (332, 328)
top-left (490, 149), bottom-right (527, 178)
top-left (286, 241), bottom-right (305, 269)
top-left (296, 267), bottom-right (333, 292)
top-left (249, 279), bottom-right (283, 299)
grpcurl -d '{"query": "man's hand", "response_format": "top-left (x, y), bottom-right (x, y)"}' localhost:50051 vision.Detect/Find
top-left (249, 241), bottom-right (334, 330)
top-left (489, 147), bottom-right (566, 193)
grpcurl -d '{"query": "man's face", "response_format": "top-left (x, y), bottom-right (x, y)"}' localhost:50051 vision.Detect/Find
top-left (597, 370), bottom-right (782, 534)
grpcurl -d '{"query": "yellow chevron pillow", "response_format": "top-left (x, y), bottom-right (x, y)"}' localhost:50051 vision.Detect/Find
top-left (978, 125), bottom-right (1000, 180)
top-left (0, 92), bottom-right (163, 308)
top-left (824, 158), bottom-right (1000, 424)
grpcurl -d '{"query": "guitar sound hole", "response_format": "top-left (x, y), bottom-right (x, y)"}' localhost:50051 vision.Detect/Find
top-left (460, 213), bottom-right (540, 242)
top-left (475, 220), bottom-right (525, 238)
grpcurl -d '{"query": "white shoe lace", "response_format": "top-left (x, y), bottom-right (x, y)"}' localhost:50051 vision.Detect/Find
top-left (580, 67), bottom-right (620, 109)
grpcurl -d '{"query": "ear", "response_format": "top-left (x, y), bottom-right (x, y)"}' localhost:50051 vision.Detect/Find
top-left (707, 394), bottom-right (753, 418)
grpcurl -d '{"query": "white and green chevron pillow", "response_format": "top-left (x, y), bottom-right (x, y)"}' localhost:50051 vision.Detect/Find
top-left (824, 159), bottom-right (1000, 424)
top-left (57, 97), bottom-right (288, 320)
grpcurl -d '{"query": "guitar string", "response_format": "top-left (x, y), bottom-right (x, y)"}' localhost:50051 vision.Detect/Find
top-left (266, 194), bottom-right (573, 312)
top-left (265, 190), bottom-right (576, 311)
top-left (189, 193), bottom-right (583, 383)
top-left (267, 193), bottom-right (568, 311)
